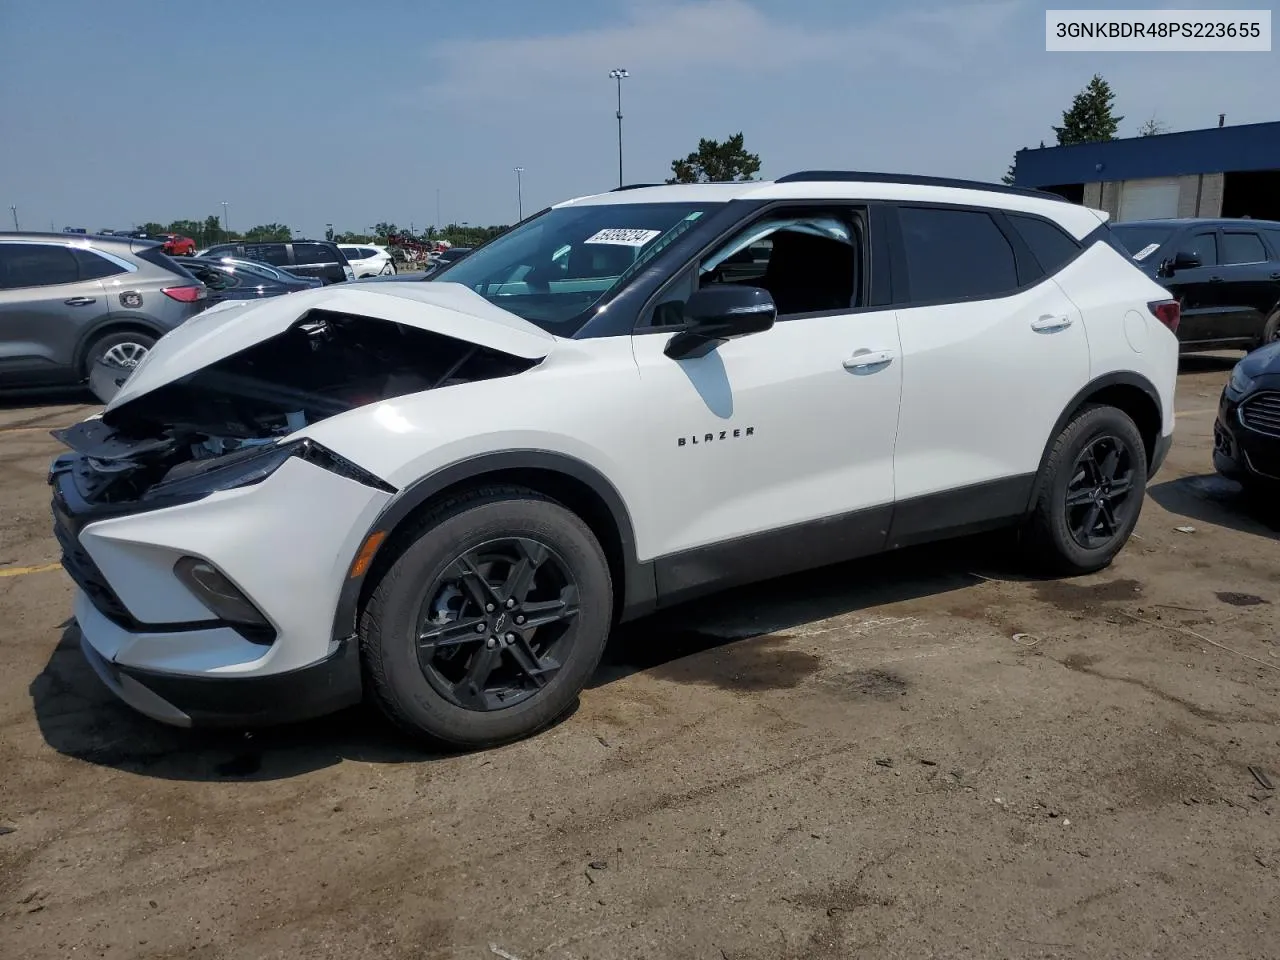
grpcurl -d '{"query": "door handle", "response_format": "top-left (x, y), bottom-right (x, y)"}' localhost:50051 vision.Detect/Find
top-left (843, 348), bottom-right (894, 371)
top-left (64, 296), bottom-right (96, 306)
top-left (1270, 272), bottom-right (1280, 280)
top-left (1209, 276), bottom-right (1224, 283)
top-left (1030, 314), bottom-right (1073, 333)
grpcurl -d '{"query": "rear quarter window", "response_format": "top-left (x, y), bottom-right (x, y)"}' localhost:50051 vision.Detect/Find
top-left (294, 242), bottom-right (339, 265)
top-left (1006, 214), bottom-right (1082, 276)
top-left (134, 244), bottom-right (196, 279)
top-left (245, 243), bottom-right (290, 266)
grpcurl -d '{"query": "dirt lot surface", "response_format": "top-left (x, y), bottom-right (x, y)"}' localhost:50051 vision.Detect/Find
top-left (2, 361), bottom-right (1278, 959)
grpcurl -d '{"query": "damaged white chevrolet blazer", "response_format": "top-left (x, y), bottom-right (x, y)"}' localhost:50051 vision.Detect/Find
top-left (51, 172), bottom-right (1180, 748)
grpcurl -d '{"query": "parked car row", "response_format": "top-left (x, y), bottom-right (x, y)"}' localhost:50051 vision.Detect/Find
top-left (199, 239), bottom-right (356, 285)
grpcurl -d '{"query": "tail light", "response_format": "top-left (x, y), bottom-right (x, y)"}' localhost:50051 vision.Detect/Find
top-left (1148, 299), bottom-right (1180, 334)
top-left (162, 285), bottom-right (207, 302)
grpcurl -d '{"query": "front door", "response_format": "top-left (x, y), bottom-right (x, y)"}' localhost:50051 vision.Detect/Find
top-left (629, 206), bottom-right (902, 602)
top-left (1165, 228), bottom-right (1228, 346)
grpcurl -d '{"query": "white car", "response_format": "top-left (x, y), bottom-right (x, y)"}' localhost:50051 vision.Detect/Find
top-left (339, 243), bottom-right (395, 278)
top-left (51, 172), bottom-right (1179, 748)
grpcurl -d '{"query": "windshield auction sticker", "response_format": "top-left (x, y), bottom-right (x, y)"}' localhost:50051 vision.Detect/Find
top-left (584, 228), bottom-right (661, 246)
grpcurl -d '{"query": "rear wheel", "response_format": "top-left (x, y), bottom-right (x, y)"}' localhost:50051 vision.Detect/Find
top-left (1261, 306), bottom-right (1280, 345)
top-left (83, 330), bottom-right (156, 379)
top-left (1023, 405), bottom-right (1148, 575)
top-left (360, 485), bottom-right (613, 749)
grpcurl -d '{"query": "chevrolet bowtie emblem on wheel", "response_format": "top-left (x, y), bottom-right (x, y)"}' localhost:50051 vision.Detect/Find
top-left (678, 427), bottom-right (755, 447)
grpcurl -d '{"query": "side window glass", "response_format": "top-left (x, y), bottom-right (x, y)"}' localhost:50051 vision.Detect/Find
top-left (0, 243), bottom-right (80, 289)
top-left (248, 243), bottom-right (290, 266)
top-left (1221, 232), bottom-right (1266, 265)
top-left (293, 243), bottom-right (333, 265)
top-left (71, 248), bottom-right (127, 280)
top-left (1186, 232), bottom-right (1217, 266)
top-left (1262, 228), bottom-right (1280, 259)
top-left (647, 212), bottom-right (861, 326)
top-left (1006, 214), bottom-right (1081, 276)
top-left (898, 207), bottom-right (1018, 302)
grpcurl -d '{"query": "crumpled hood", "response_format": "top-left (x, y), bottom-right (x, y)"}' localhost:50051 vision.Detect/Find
top-left (104, 282), bottom-right (557, 411)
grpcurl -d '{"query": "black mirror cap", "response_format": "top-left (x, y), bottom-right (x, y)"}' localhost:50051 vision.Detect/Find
top-left (664, 286), bottom-right (777, 360)
top-left (1171, 250), bottom-right (1202, 270)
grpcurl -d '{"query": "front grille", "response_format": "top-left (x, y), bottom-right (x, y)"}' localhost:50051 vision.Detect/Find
top-left (1239, 392), bottom-right (1280, 438)
top-left (54, 516), bottom-right (134, 627)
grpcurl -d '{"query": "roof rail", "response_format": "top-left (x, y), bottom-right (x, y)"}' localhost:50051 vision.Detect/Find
top-left (611, 182), bottom-right (665, 192)
top-left (774, 170), bottom-right (1068, 203)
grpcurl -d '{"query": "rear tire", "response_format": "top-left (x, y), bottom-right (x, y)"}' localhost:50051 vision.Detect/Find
top-left (83, 330), bottom-right (156, 380)
top-left (1023, 404), bottom-right (1148, 575)
top-left (1261, 307), bottom-right (1280, 346)
top-left (360, 485), bottom-right (613, 750)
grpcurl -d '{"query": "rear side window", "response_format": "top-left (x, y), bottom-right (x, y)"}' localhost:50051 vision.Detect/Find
top-left (1263, 228), bottom-right (1280, 259)
top-left (71, 248), bottom-right (127, 280)
top-left (1007, 214), bottom-right (1081, 276)
top-left (1186, 232), bottom-right (1217, 266)
top-left (361, 247), bottom-right (379, 259)
top-left (0, 243), bottom-right (80, 288)
top-left (246, 243), bottom-right (290, 266)
top-left (134, 245), bottom-right (196, 279)
top-left (1221, 231), bottom-right (1266, 265)
top-left (294, 242), bottom-right (337, 265)
top-left (898, 206), bottom-right (1018, 302)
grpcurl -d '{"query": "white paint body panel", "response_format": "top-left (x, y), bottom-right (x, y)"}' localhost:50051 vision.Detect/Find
top-left (894, 278), bottom-right (1088, 499)
top-left (628, 311), bottom-right (901, 558)
top-left (106, 282), bottom-right (555, 410)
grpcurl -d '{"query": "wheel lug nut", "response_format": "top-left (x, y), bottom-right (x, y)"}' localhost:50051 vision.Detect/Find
top-left (486, 636), bottom-right (497, 648)
top-left (504, 632), bottom-right (515, 643)
top-left (515, 615), bottom-right (525, 625)
top-left (505, 598), bottom-right (516, 608)
top-left (485, 603), bottom-right (495, 613)
top-left (474, 623), bottom-right (486, 633)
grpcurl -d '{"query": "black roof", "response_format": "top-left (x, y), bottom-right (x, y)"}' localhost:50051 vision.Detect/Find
top-left (1110, 217), bottom-right (1280, 229)
top-left (775, 170), bottom-right (1068, 203)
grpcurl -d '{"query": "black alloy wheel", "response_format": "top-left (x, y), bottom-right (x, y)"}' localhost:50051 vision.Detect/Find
top-left (1064, 435), bottom-right (1137, 550)
top-left (416, 537), bottom-right (580, 711)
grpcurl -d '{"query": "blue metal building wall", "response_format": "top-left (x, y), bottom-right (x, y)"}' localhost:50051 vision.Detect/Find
top-left (1015, 120), bottom-right (1280, 187)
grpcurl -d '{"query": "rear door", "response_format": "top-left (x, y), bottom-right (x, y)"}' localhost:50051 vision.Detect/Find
top-left (889, 204), bottom-right (1088, 535)
top-left (1217, 228), bottom-right (1276, 342)
top-left (0, 241), bottom-right (116, 382)
top-left (291, 242), bottom-right (345, 284)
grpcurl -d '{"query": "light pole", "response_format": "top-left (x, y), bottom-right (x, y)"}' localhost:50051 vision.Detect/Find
top-left (8, 206), bottom-right (18, 231)
top-left (436, 188), bottom-right (441, 229)
top-left (609, 68), bottom-right (629, 187)
top-left (514, 167), bottom-right (524, 221)
top-left (220, 201), bottom-right (229, 241)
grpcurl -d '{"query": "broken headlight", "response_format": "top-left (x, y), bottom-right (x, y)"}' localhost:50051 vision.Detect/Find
top-left (144, 438), bottom-right (395, 503)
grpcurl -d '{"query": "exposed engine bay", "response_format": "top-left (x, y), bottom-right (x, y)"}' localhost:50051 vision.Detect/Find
top-left (55, 310), bottom-right (538, 503)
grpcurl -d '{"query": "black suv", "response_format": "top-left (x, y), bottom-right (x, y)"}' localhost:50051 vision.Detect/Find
top-left (200, 239), bottom-right (354, 285)
top-left (1110, 218), bottom-right (1280, 351)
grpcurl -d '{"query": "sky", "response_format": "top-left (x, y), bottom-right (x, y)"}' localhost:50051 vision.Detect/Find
top-left (2, 0), bottom-right (1277, 236)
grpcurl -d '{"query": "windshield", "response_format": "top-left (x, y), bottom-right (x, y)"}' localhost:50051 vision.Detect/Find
top-left (1110, 224), bottom-right (1174, 260)
top-left (433, 202), bottom-right (719, 331)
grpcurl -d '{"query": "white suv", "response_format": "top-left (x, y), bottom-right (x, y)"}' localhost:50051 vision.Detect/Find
top-left (339, 243), bottom-right (395, 278)
top-left (50, 172), bottom-right (1180, 748)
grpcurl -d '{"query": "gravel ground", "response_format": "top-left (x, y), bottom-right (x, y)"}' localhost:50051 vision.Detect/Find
top-left (1, 358), bottom-right (1278, 959)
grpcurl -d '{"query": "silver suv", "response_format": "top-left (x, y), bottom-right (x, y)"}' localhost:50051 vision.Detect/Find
top-left (0, 233), bottom-right (208, 390)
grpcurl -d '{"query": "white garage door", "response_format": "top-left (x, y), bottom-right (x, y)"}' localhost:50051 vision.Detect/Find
top-left (1118, 179), bottom-right (1180, 221)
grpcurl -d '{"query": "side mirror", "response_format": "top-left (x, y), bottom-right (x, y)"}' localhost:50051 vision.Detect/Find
top-left (1171, 250), bottom-right (1201, 271)
top-left (663, 286), bottom-right (776, 360)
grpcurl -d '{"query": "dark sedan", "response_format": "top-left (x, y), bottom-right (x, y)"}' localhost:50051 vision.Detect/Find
top-left (183, 257), bottom-right (316, 303)
top-left (1214, 340), bottom-right (1280, 488)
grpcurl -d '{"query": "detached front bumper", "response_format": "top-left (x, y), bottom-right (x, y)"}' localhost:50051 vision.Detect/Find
top-left (51, 448), bottom-right (391, 728)
top-left (77, 593), bottom-right (361, 728)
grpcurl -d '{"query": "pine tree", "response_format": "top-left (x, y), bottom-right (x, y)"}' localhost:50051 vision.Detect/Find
top-left (1052, 74), bottom-right (1123, 145)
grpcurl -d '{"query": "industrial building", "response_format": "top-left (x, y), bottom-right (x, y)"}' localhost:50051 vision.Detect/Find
top-left (1013, 119), bottom-right (1280, 222)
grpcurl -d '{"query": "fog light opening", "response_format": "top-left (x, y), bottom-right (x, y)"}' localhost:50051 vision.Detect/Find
top-left (174, 556), bottom-right (270, 627)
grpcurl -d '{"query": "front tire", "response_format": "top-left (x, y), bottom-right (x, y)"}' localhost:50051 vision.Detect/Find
top-left (83, 330), bottom-right (156, 379)
top-left (360, 485), bottom-right (613, 749)
top-left (1023, 405), bottom-right (1148, 575)
top-left (1261, 306), bottom-right (1280, 346)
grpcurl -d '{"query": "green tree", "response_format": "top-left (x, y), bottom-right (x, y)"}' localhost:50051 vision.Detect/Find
top-left (324, 225), bottom-right (334, 241)
top-left (139, 222), bottom-right (166, 236)
top-left (166, 219), bottom-right (201, 238)
top-left (1001, 161), bottom-right (1017, 186)
top-left (1052, 74), bottom-right (1123, 145)
top-left (242, 223), bottom-right (292, 241)
top-left (203, 214), bottom-right (225, 244)
top-left (666, 132), bottom-right (761, 183)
